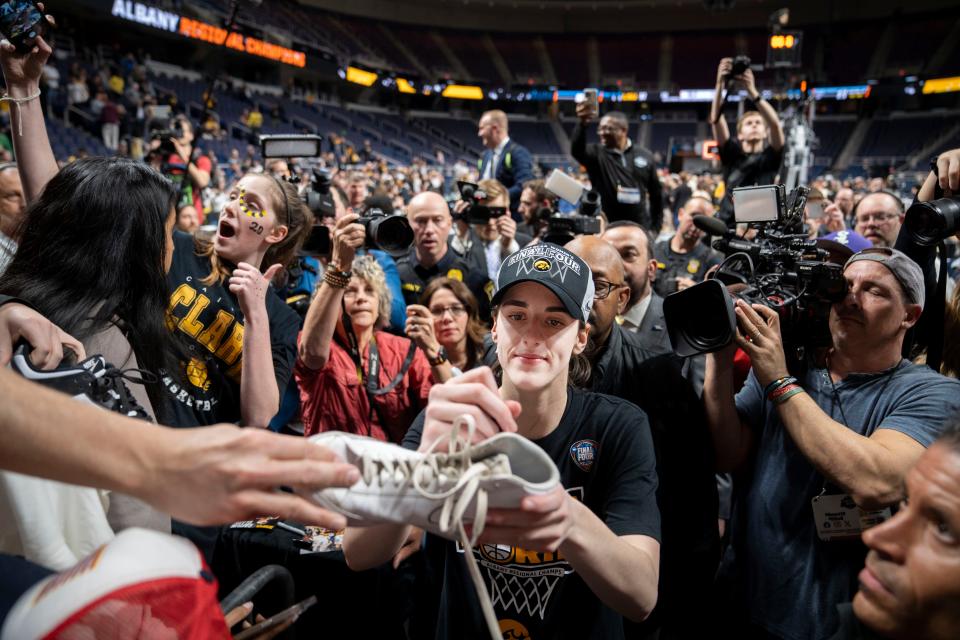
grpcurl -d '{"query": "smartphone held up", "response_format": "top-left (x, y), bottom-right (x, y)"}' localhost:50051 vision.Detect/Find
top-left (0, 1), bottom-right (46, 53)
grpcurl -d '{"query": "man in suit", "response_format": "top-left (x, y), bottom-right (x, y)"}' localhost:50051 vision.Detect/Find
top-left (477, 110), bottom-right (534, 218)
top-left (601, 221), bottom-right (670, 354)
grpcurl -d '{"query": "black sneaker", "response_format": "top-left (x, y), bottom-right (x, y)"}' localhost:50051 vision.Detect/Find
top-left (10, 344), bottom-right (155, 421)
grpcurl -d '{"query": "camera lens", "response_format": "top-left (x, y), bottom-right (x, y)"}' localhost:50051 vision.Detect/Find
top-left (904, 197), bottom-right (960, 247)
top-left (367, 214), bottom-right (414, 257)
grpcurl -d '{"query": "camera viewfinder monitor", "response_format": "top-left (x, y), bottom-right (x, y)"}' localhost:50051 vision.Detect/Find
top-left (732, 184), bottom-right (783, 223)
top-left (260, 134), bottom-right (324, 158)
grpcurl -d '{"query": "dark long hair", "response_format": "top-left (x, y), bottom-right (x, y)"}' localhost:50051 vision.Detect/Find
top-left (0, 157), bottom-right (178, 416)
top-left (420, 277), bottom-right (486, 371)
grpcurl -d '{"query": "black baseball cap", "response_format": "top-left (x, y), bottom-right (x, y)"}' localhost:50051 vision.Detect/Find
top-left (491, 243), bottom-right (595, 322)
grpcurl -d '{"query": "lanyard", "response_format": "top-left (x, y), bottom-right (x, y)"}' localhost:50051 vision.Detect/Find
top-left (339, 299), bottom-right (417, 426)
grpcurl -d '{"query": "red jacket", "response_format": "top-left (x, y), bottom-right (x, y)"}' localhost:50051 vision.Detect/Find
top-left (295, 331), bottom-right (433, 443)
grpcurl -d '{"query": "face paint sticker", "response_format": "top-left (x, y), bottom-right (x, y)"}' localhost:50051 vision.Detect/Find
top-left (239, 187), bottom-right (264, 218)
top-left (249, 220), bottom-right (264, 235)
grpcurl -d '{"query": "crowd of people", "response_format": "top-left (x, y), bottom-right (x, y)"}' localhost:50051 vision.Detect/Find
top-left (1, 24), bottom-right (960, 640)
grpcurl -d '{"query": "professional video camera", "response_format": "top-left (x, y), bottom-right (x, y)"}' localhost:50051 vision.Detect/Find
top-left (147, 109), bottom-right (184, 155)
top-left (295, 168), bottom-right (336, 257)
top-left (537, 169), bottom-right (603, 245)
top-left (542, 190), bottom-right (603, 245)
top-left (456, 181), bottom-right (507, 224)
top-left (663, 184), bottom-right (847, 366)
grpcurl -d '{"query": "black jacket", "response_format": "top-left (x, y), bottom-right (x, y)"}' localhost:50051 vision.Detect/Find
top-left (571, 122), bottom-right (663, 231)
top-left (589, 324), bottom-right (719, 628)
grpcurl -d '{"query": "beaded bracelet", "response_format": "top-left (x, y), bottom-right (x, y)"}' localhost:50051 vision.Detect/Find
top-left (322, 268), bottom-right (352, 289)
top-left (764, 375), bottom-right (797, 399)
top-left (772, 385), bottom-right (805, 405)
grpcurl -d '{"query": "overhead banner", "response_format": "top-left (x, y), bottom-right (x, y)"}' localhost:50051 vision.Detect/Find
top-left (110, 0), bottom-right (306, 68)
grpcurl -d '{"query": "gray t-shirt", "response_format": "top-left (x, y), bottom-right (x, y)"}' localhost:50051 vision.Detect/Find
top-left (723, 360), bottom-right (960, 640)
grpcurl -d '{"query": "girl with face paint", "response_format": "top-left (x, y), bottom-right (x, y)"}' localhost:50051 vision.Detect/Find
top-left (0, 35), bottom-right (313, 431)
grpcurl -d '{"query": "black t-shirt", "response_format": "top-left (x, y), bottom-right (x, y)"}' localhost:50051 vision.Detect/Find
top-left (162, 231), bottom-right (299, 427)
top-left (652, 236), bottom-right (723, 297)
top-left (401, 387), bottom-right (660, 640)
top-left (718, 138), bottom-right (783, 226)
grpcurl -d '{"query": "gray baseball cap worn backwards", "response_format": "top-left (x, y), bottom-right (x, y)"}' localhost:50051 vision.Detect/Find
top-left (844, 247), bottom-right (925, 309)
top-left (492, 243), bottom-right (595, 322)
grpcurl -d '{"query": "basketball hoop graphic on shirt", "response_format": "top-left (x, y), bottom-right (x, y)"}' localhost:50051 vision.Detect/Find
top-left (460, 487), bottom-right (584, 620)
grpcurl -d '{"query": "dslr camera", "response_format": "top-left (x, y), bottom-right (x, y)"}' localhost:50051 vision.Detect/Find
top-left (457, 181), bottom-right (507, 224)
top-left (664, 184), bottom-right (847, 366)
top-left (725, 55), bottom-right (752, 80)
top-left (357, 202), bottom-right (414, 257)
top-left (295, 168), bottom-right (336, 257)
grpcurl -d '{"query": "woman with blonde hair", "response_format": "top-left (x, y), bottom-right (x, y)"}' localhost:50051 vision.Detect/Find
top-left (296, 215), bottom-right (445, 443)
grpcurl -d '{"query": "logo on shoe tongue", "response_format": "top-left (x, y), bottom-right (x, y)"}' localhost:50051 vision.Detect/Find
top-left (570, 440), bottom-right (598, 472)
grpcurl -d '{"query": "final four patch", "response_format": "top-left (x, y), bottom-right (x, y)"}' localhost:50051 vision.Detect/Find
top-left (570, 439), bottom-right (599, 472)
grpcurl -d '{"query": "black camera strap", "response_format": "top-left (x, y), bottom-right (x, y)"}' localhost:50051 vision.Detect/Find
top-left (339, 299), bottom-right (418, 428)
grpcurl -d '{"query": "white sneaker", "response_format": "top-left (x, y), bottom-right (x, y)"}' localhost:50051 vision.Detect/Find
top-left (306, 416), bottom-right (560, 542)
top-left (306, 416), bottom-right (561, 640)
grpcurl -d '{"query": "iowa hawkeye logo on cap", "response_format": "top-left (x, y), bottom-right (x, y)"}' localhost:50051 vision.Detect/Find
top-left (533, 259), bottom-right (551, 272)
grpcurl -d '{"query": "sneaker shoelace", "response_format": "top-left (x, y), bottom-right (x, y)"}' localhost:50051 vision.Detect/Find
top-left (92, 367), bottom-right (157, 421)
top-left (358, 415), bottom-right (502, 640)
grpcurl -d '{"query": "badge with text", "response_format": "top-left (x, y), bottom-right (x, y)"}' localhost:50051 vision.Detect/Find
top-left (616, 185), bottom-right (641, 205)
top-left (570, 439), bottom-right (599, 472)
top-left (811, 494), bottom-right (892, 542)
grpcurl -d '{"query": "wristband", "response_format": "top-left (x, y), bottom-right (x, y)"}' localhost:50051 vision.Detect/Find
top-left (772, 386), bottom-right (805, 405)
top-left (764, 375), bottom-right (796, 398)
top-left (1, 88), bottom-right (41, 137)
top-left (322, 268), bottom-right (352, 289)
top-left (428, 346), bottom-right (448, 367)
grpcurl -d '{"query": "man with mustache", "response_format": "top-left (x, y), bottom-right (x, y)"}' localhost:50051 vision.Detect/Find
top-left (827, 415), bottom-right (960, 640)
top-left (704, 247), bottom-right (960, 639)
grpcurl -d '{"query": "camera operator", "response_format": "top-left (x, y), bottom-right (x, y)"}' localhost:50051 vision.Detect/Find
top-left (564, 235), bottom-right (718, 640)
top-left (704, 247), bottom-right (960, 639)
top-left (572, 104), bottom-right (663, 231)
top-left (517, 178), bottom-right (556, 239)
top-left (149, 114), bottom-right (211, 215)
top-left (454, 179), bottom-right (533, 281)
top-left (652, 193), bottom-right (723, 297)
top-left (296, 216), bottom-right (437, 443)
top-left (710, 57), bottom-right (785, 228)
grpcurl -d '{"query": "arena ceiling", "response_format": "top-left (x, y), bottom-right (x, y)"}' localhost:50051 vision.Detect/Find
top-left (295, 0), bottom-right (959, 33)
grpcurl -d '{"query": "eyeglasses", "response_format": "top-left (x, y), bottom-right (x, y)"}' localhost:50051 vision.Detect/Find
top-left (593, 279), bottom-right (625, 300)
top-left (429, 304), bottom-right (467, 318)
top-left (855, 212), bottom-right (899, 224)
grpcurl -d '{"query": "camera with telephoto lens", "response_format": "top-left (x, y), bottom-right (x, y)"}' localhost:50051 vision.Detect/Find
top-left (902, 196), bottom-right (960, 247)
top-left (725, 55), bottom-right (752, 79)
top-left (457, 181), bottom-right (507, 224)
top-left (541, 190), bottom-right (603, 245)
top-left (357, 205), bottom-right (414, 258)
top-left (663, 184), bottom-right (847, 367)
